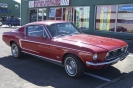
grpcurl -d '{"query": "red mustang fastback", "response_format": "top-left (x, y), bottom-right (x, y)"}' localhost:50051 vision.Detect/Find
top-left (2, 20), bottom-right (129, 78)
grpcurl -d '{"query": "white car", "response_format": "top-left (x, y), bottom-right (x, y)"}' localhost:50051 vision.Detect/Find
top-left (0, 22), bottom-right (2, 26)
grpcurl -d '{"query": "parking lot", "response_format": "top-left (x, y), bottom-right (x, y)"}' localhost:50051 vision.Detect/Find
top-left (0, 27), bottom-right (133, 88)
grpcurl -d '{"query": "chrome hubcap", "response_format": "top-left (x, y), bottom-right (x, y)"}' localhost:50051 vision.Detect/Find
top-left (12, 44), bottom-right (18, 57)
top-left (65, 57), bottom-right (77, 76)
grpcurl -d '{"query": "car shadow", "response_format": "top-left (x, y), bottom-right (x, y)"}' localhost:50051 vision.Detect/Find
top-left (86, 66), bottom-right (126, 80)
top-left (0, 55), bottom-right (123, 88)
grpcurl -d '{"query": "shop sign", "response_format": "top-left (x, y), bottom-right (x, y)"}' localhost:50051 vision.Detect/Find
top-left (49, 8), bottom-right (56, 17)
top-left (0, 9), bottom-right (11, 13)
top-left (29, 1), bottom-right (34, 8)
top-left (0, 3), bottom-right (8, 8)
top-left (29, 0), bottom-right (69, 8)
top-left (121, 5), bottom-right (133, 10)
top-left (60, 0), bottom-right (70, 5)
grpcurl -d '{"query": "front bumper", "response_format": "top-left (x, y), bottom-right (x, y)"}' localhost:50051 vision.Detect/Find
top-left (86, 51), bottom-right (129, 66)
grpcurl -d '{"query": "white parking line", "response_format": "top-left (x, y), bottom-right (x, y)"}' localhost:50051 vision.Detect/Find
top-left (84, 72), bottom-right (111, 82)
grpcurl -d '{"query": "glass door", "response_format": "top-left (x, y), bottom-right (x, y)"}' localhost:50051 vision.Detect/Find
top-left (38, 9), bottom-right (43, 21)
top-left (29, 9), bottom-right (37, 22)
top-left (43, 8), bottom-right (47, 20)
top-left (29, 8), bottom-right (47, 22)
top-left (55, 8), bottom-right (63, 20)
top-left (49, 8), bottom-right (63, 20)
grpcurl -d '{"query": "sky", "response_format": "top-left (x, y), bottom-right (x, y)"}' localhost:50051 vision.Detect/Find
top-left (13, 0), bottom-right (21, 3)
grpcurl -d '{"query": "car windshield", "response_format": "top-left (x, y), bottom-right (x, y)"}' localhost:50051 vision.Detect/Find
top-left (46, 22), bottom-right (82, 37)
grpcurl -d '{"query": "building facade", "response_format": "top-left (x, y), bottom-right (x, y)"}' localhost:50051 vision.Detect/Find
top-left (21, 0), bottom-right (133, 39)
top-left (0, 0), bottom-right (20, 24)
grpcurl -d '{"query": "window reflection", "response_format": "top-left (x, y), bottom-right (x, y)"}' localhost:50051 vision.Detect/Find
top-left (38, 9), bottom-right (42, 21)
top-left (29, 9), bottom-right (37, 22)
top-left (95, 5), bottom-right (117, 31)
top-left (117, 4), bottom-right (133, 33)
top-left (49, 7), bottom-right (90, 31)
top-left (95, 4), bottom-right (133, 34)
top-left (29, 8), bottom-right (46, 22)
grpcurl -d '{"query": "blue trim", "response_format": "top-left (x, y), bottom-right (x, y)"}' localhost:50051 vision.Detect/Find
top-left (0, 9), bottom-right (11, 13)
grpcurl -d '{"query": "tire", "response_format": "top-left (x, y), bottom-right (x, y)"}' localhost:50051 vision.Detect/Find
top-left (11, 42), bottom-right (23, 59)
top-left (64, 54), bottom-right (85, 78)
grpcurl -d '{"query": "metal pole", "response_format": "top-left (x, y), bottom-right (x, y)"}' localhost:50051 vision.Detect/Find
top-left (20, 0), bottom-right (21, 26)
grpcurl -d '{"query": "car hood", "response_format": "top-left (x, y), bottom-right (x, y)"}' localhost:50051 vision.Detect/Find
top-left (60, 34), bottom-right (127, 51)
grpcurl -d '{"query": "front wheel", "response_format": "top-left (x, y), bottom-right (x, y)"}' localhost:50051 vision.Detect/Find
top-left (64, 55), bottom-right (85, 78)
top-left (11, 42), bottom-right (23, 59)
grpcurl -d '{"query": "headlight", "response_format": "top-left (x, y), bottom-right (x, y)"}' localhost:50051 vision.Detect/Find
top-left (93, 54), bottom-right (98, 60)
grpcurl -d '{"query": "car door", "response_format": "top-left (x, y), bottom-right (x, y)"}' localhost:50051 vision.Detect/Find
top-left (21, 25), bottom-right (51, 58)
top-left (46, 24), bottom-right (65, 61)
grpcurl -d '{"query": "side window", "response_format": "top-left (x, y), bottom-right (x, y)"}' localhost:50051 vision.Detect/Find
top-left (46, 24), bottom-right (57, 37)
top-left (27, 25), bottom-right (44, 37)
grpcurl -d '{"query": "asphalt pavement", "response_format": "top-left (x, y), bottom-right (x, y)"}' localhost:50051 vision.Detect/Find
top-left (97, 40), bottom-right (133, 88)
top-left (0, 27), bottom-right (133, 88)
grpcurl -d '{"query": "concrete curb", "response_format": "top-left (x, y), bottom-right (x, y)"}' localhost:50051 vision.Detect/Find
top-left (95, 71), bottom-right (133, 88)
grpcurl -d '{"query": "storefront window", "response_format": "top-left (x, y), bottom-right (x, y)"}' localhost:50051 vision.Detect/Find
top-left (73, 7), bottom-right (90, 30)
top-left (63, 7), bottom-right (73, 22)
top-left (29, 8), bottom-right (46, 22)
top-left (117, 4), bottom-right (133, 33)
top-left (56, 8), bottom-right (62, 17)
top-left (29, 9), bottom-right (37, 22)
top-left (49, 8), bottom-right (56, 19)
top-left (38, 9), bottom-right (42, 21)
top-left (43, 9), bottom-right (47, 20)
top-left (95, 5), bottom-right (117, 31)
top-left (49, 6), bottom-right (90, 30)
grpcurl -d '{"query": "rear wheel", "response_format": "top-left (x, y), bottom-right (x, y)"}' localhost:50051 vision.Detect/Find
top-left (11, 42), bottom-right (23, 59)
top-left (64, 54), bottom-right (85, 78)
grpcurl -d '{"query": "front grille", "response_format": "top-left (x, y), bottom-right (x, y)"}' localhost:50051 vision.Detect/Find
top-left (106, 46), bottom-right (127, 61)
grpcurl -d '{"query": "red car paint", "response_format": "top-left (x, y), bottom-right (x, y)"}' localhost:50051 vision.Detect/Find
top-left (2, 20), bottom-right (128, 70)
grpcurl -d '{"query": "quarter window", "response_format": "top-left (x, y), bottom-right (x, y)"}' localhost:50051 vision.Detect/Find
top-left (27, 25), bottom-right (45, 37)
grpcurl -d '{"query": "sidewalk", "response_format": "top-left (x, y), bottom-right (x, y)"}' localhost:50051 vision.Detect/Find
top-left (97, 40), bottom-right (133, 88)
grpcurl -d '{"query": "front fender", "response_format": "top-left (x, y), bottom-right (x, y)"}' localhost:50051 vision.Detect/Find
top-left (62, 50), bottom-right (93, 66)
